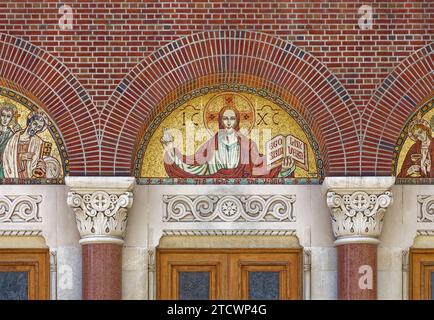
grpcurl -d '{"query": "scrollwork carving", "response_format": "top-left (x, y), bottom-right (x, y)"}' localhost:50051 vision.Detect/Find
top-left (163, 194), bottom-right (296, 222)
top-left (0, 195), bottom-right (42, 222)
top-left (417, 195), bottom-right (434, 222)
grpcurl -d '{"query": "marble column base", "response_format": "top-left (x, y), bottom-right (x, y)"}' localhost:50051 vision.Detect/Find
top-left (82, 243), bottom-right (122, 300)
top-left (337, 243), bottom-right (377, 300)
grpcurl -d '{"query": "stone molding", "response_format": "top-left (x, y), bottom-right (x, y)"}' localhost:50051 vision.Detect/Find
top-left (66, 177), bottom-right (135, 245)
top-left (162, 229), bottom-right (296, 236)
top-left (417, 195), bottom-right (434, 222)
top-left (417, 230), bottom-right (434, 236)
top-left (0, 229), bottom-right (42, 236)
top-left (324, 177), bottom-right (395, 245)
top-left (0, 195), bottom-right (42, 223)
top-left (163, 194), bottom-right (296, 222)
top-left (50, 249), bottom-right (58, 300)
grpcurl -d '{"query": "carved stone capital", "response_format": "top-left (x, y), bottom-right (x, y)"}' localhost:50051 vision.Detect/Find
top-left (66, 177), bottom-right (135, 245)
top-left (324, 177), bottom-right (395, 245)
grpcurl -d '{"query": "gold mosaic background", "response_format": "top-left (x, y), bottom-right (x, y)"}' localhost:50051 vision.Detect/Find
top-left (141, 91), bottom-right (318, 178)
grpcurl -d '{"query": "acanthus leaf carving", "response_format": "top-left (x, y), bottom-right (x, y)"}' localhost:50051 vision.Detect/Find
top-left (327, 190), bottom-right (393, 242)
top-left (67, 191), bottom-right (133, 243)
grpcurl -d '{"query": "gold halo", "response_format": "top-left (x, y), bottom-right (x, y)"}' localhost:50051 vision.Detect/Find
top-left (408, 117), bottom-right (431, 141)
top-left (203, 93), bottom-right (255, 135)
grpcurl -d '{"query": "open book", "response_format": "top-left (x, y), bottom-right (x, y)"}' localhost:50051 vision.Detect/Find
top-left (265, 134), bottom-right (308, 171)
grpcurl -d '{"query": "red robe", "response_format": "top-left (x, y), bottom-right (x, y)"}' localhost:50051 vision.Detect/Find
top-left (164, 133), bottom-right (293, 179)
top-left (398, 139), bottom-right (434, 178)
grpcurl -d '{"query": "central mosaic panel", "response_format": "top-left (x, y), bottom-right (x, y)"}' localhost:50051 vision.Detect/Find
top-left (136, 85), bottom-right (323, 184)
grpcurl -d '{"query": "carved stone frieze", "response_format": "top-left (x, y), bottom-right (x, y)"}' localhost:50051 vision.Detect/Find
top-left (0, 195), bottom-right (42, 222)
top-left (163, 194), bottom-right (296, 222)
top-left (417, 195), bottom-right (434, 222)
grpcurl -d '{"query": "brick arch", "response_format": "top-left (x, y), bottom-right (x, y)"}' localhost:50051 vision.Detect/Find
top-left (0, 33), bottom-right (99, 176)
top-left (103, 30), bottom-right (359, 176)
top-left (361, 42), bottom-right (434, 175)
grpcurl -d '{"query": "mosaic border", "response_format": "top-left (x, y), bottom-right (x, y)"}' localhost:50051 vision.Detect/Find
top-left (138, 177), bottom-right (320, 185)
top-left (135, 84), bottom-right (324, 185)
top-left (0, 87), bottom-right (69, 184)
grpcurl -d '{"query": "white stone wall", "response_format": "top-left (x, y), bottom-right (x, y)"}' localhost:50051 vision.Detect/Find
top-left (124, 185), bottom-right (336, 300)
top-left (377, 185), bottom-right (434, 299)
top-left (1, 183), bottom-right (434, 300)
top-left (0, 185), bottom-right (81, 300)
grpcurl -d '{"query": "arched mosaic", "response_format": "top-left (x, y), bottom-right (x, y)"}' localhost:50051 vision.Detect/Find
top-left (0, 87), bottom-right (68, 184)
top-left (135, 85), bottom-right (324, 184)
top-left (393, 95), bottom-right (434, 184)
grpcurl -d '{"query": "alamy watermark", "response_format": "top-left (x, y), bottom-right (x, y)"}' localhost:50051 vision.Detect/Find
top-left (358, 5), bottom-right (373, 30)
top-left (358, 264), bottom-right (374, 290)
top-left (58, 4), bottom-right (73, 30)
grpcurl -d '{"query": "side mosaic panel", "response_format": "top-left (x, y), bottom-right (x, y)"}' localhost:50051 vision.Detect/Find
top-left (394, 96), bottom-right (434, 184)
top-left (0, 87), bottom-right (68, 184)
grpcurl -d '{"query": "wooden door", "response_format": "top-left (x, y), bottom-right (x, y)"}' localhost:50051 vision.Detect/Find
top-left (157, 248), bottom-right (302, 300)
top-left (0, 249), bottom-right (50, 300)
top-left (410, 248), bottom-right (434, 300)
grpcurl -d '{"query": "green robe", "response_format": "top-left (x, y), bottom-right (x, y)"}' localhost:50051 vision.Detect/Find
top-left (0, 128), bottom-right (13, 178)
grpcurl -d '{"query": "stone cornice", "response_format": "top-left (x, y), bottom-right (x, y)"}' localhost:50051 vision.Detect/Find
top-left (65, 176), bottom-right (135, 193)
top-left (322, 176), bottom-right (395, 193)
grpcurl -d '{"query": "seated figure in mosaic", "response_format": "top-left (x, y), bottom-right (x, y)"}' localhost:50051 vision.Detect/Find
top-left (3, 111), bottom-right (60, 179)
top-left (0, 102), bottom-right (21, 178)
top-left (160, 101), bottom-right (295, 179)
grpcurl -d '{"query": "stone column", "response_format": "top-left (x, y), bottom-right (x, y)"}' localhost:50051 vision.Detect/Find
top-left (66, 177), bottom-right (135, 300)
top-left (324, 177), bottom-right (394, 300)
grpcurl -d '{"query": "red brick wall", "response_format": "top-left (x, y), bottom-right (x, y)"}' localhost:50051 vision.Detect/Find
top-left (0, 0), bottom-right (432, 176)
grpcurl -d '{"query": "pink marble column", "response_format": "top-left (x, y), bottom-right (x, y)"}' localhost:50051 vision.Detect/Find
top-left (82, 243), bottom-right (122, 300)
top-left (337, 243), bottom-right (377, 300)
top-left (66, 177), bottom-right (135, 300)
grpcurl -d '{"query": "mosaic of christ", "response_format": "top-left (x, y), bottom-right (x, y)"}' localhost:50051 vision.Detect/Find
top-left (140, 91), bottom-right (319, 180)
top-left (160, 95), bottom-right (295, 178)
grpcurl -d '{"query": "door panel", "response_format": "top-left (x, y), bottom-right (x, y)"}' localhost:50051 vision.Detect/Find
top-left (158, 251), bottom-right (227, 299)
top-left (410, 249), bottom-right (434, 300)
top-left (0, 249), bottom-right (49, 300)
top-left (157, 248), bottom-right (302, 300)
top-left (247, 271), bottom-right (280, 299)
top-left (228, 251), bottom-right (300, 300)
top-left (422, 265), bottom-right (434, 300)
